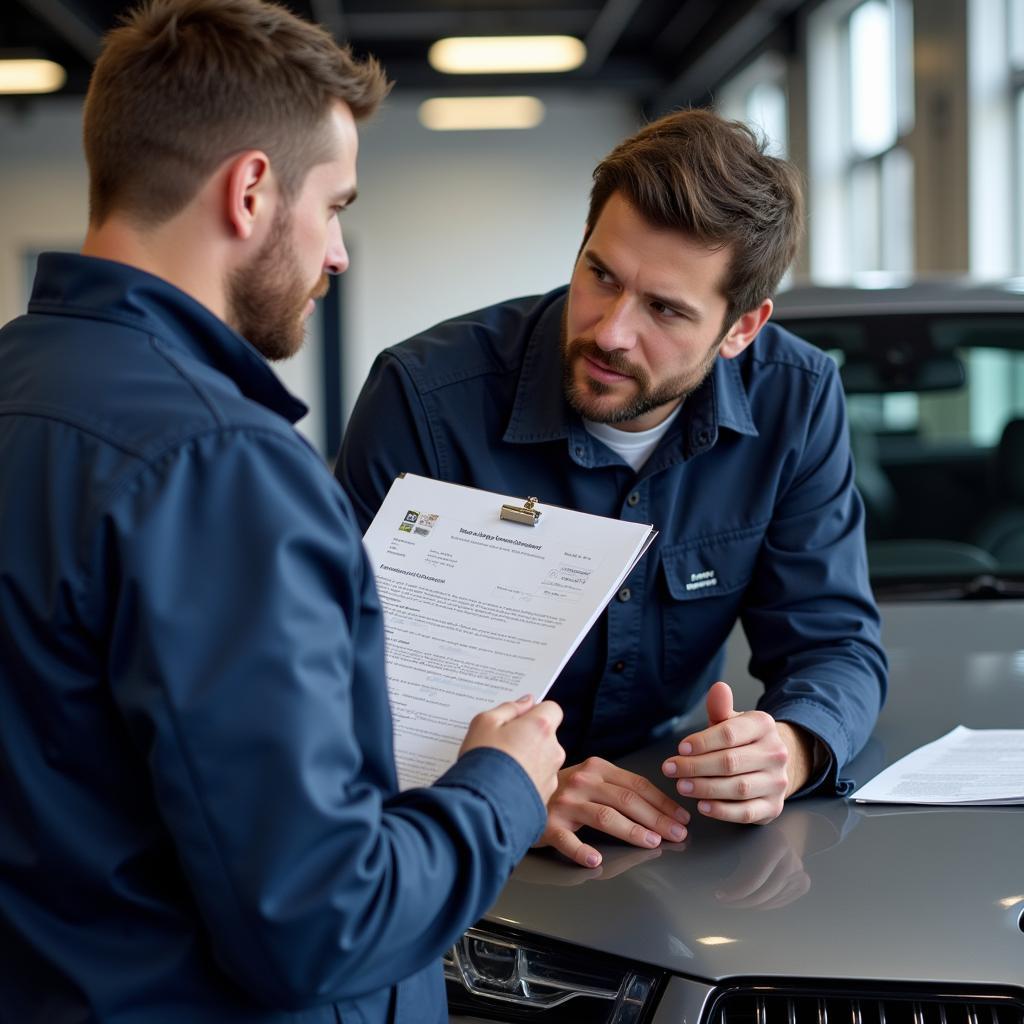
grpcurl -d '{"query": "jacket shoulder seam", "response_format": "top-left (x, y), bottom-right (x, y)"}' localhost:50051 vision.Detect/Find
top-left (149, 335), bottom-right (225, 426)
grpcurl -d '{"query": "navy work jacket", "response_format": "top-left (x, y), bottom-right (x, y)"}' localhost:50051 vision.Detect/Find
top-left (339, 289), bottom-right (887, 792)
top-left (0, 254), bottom-right (545, 1023)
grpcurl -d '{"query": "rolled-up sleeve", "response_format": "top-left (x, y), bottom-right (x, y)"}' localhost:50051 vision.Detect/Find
top-left (102, 427), bottom-right (545, 1010)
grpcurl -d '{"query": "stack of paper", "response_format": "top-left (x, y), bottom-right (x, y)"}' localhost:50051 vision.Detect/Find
top-left (850, 726), bottom-right (1024, 805)
top-left (363, 474), bottom-right (657, 790)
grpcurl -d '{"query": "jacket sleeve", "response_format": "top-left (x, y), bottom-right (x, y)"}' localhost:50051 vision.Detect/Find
top-left (102, 426), bottom-right (545, 1010)
top-left (739, 362), bottom-right (888, 794)
top-left (336, 350), bottom-right (441, 533)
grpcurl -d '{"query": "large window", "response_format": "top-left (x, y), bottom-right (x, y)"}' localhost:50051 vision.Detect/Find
top-left (716, 52), bottom-right (789, 158)
top-left (1011, 1), bottom-right (1024, 271)
top-left (968, 0), bottom-right (1016, 274)
top-left (807, 0), bottom-right (915, 279)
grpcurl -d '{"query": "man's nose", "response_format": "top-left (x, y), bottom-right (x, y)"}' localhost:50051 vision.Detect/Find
top-left (593, 294), bottom-right (638, 352)
top-left (325, 218), bottom-right (349, 276)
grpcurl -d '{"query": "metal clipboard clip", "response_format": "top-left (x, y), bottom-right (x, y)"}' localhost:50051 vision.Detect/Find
top-left (499, 496), bottom-right (542, 526)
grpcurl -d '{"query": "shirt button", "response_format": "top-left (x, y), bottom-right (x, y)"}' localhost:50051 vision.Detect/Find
top-left (626, 491), bottom-right (640, 507)
top-left (612, 660), bottom-right (626, 673)
top-left (696, 429), bottom-right (711, 445)
top-left (618, 586), bottom-right (632, 602)
top-left (575, 446), bottom-right (584, 457)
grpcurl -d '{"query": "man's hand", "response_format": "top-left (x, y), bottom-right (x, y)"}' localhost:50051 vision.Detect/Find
top-left (660, 682), bottom-right (816, 824)
top-left (460, 695), bottom-right (566, 803)
top-left (535, 757), bottom-right (690, 868)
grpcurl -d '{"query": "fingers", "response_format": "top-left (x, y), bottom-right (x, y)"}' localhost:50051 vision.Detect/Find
top-left (479, 693), bottom-right (535, 727)
top-left (695, 795), bottom-right (785, 825)
top-left (564, 760), bottom-right (690, 837)
top-left (526, 699), bottom-right (564, 733)
top-left (705, 680), bottom-right (735, 726)
top-left (665, 765), bottom-right (787, 822)
top-left (661, 709), bottom-right (789, 823)
top-left (542, 825), bottom-right (603, 869)
top-left (597, 762), bottom-right (692, 827)
top-left (537, 759), bottom-right (690, 867)
top-left (459, 699), bottom-right (564, 801)
top-left (671, 769), bottom-right (776, 802)
top-left (680, 708), bottom-right (776, 757)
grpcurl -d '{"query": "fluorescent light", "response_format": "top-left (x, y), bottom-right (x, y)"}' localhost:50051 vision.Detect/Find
top-left (998, 894), bottom-right (1024, 908)
top-left (419, 96), bottom-right (545, 132)
top-left (0, 59), bottom-right (66, 95)
top-left (696, 936), bottom-right (737, 946)
top-left (429, 35), bottom-right (586, 74)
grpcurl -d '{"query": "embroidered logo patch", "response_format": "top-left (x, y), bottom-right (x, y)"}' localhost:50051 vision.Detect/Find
top-left (685, 569), bottom-right (718, 591)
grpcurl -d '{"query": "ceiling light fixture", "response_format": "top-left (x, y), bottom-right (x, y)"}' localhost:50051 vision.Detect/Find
top-left (0, 59), bottom-right (66, 95)
top-left (419, 96), bottom-right (545, 132)
top-left (428, 36), bottom-right (586, 75)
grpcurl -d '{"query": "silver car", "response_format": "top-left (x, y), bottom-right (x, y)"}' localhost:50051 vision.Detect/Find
top-left (445, 281), bottom-right (1024, 1024)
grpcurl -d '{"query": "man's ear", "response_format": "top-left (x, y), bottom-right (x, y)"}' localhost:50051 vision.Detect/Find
top-left (719, 298), bottom-right (773, 360)
top-left (223, 150), bottom-right (273, 241)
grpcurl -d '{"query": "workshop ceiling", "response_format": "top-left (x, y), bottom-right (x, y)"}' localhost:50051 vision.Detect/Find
top-left (2, 0), bottom-right (814, 113)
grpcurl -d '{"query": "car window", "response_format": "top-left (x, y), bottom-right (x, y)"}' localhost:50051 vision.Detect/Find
top-left (776, 310), bottom-right (1024, 594)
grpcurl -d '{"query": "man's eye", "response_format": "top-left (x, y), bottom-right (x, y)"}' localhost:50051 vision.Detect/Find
top-left (590, 265), bottom-right (611, 283)
top-left (651, 301), bottom-right (680, 318)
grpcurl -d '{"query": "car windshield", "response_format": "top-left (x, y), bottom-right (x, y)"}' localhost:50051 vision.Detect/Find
top-left (772, 291), bottom-right (1024, 599)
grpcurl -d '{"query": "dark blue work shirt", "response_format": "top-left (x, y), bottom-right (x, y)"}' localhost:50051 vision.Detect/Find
top-left (338, 288), bottom-right (887, 792)
top-left (0, 254), bottom-right (545, 1024)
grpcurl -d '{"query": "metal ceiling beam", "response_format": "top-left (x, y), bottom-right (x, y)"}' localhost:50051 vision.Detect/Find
top-left (581, 0), bottom-right (644, 75)
top-left (652, 0), bottom-right (805, 113)
top-left (343, 10), bottom-right (594, 41)
top-left (654, 0), bottom-right (719, 58)
top-left (309, 0), bottom-right (346, 42)
top-left (17, 0), bottom-right (101, 62)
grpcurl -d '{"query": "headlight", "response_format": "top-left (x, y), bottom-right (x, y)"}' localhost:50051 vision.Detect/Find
top-left (445, 923), bottom-right (662, 1022)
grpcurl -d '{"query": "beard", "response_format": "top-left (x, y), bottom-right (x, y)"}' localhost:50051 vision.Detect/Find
top-left (561, 320), bottom-right (723, 426)
top-left (226, 203), bottom-right (328, 362)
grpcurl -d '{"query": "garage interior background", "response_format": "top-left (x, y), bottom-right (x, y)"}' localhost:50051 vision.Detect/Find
top-left (0, 0), bottom-right (1017, 455)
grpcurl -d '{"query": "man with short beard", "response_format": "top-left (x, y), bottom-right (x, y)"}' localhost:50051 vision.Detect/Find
top-left (338, 109), bottom-right (887, 870)
top-left (0, 1), bottom-right (567, 1020)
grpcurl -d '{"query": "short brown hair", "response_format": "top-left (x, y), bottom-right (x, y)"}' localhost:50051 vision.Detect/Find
top-left (83, 0), bottom-right (391, 226)
top-left (586, 108), bottom-right (804, 321)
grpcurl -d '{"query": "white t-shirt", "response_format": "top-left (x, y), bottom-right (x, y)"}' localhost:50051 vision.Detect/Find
top-left (583, 404), bottom-right (683, 472)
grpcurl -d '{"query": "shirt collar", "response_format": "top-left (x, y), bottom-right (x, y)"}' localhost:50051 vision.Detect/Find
top-left (502, 287), bottom-right (758, 449)
top-left (28, 252), bottom-right (308, 424)
top-left (503, 289), bottom-right (574, 445)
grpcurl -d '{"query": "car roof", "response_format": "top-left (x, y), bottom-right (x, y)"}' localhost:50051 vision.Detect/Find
top-left (774, 277), bottom-right (1024, 318)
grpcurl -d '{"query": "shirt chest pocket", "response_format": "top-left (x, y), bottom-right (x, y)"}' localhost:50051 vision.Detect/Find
top-left (659, 525), bottom-right (766, 679)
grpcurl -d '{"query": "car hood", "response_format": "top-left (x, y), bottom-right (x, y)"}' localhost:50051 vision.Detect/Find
top-left (486, 601), bottom-right (1024, 985)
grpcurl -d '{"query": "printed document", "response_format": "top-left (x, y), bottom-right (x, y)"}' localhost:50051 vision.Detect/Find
top-left (850, 725), bottom-right (1024, 805)
top-left (363, 474), bottom-right (656, 790)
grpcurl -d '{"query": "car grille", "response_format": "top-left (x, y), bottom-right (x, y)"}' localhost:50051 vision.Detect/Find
top-left (709, 987), bottom-right (1024, 1024)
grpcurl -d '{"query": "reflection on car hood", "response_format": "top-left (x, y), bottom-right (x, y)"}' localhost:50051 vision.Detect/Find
top-left (486, 602), bottom-right (1024, 985)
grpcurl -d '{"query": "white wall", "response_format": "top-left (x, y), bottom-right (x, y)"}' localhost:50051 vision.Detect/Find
top-left (0, 91), bottom-right (637, 453)
top-left (0, 102), bottom-right (89, 322)
top-left (338, 91), bottom-right (637, 418)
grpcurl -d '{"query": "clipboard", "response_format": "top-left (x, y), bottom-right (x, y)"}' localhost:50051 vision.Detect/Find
top-left (499, 496), bottom-right (541, 526)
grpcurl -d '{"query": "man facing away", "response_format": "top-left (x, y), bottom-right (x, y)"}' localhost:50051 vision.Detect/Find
top-left (338, 109), bottom-right (887, 869)
top-left (0, 2), bottom-right (565, 1020)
